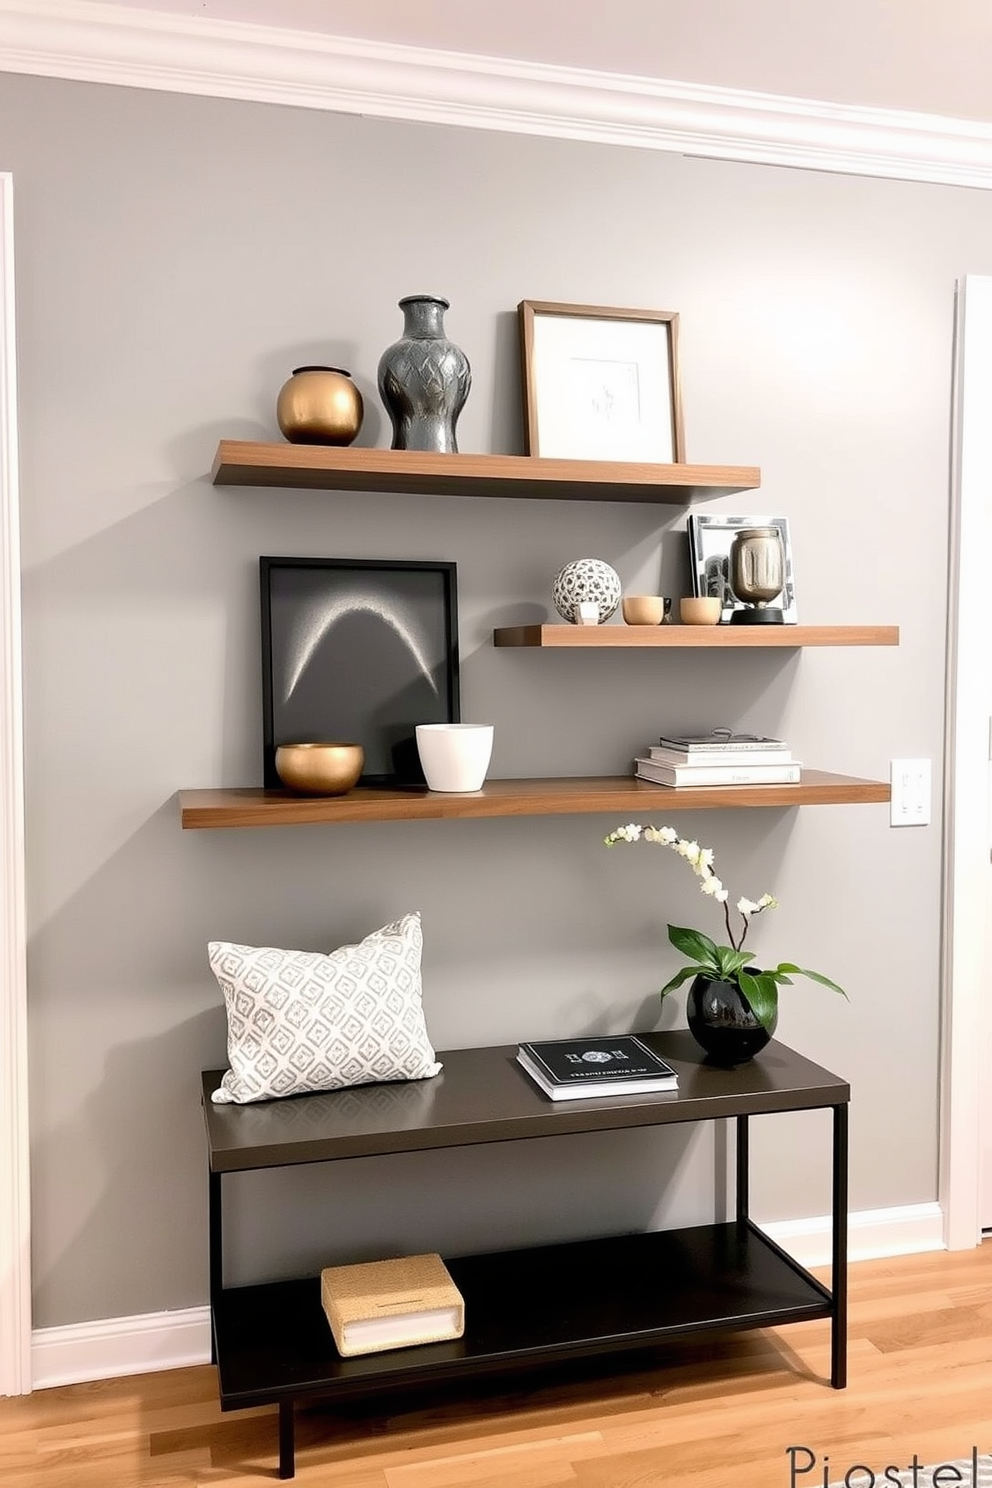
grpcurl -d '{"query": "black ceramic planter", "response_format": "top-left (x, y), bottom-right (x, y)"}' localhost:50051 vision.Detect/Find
top-left (686, 974), bottom-right (777, 1066)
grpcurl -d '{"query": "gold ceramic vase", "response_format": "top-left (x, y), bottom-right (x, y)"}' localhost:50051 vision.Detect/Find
top-left (276, 366), bottom-right (364, 445)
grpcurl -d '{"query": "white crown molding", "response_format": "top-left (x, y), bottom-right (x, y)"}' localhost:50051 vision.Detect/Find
top-left (3, 1), bottom-right (992, 188)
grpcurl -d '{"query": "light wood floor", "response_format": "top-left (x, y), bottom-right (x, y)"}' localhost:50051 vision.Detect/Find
top-left (2, 1244), bottom-right (991, 1488)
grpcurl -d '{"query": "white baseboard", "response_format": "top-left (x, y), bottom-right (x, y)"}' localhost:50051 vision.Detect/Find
top-left (28, 1203), bottom-right (945, 1390)
top-left (761, 1201), bottom-right (945, 1268)
top-left (31, 1305), bottom-right (211, 1390)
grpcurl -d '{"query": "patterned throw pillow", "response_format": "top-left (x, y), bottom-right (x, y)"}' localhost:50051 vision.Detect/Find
top-left (209, 911), bottom-right (442, 1105)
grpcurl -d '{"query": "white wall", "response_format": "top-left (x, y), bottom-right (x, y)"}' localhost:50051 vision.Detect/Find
top-left (3, 69), bottom-right (980, 1327)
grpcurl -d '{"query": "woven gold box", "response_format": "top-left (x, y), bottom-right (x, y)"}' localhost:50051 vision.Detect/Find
top-left (320, 1253), bottom-right (465, 1357)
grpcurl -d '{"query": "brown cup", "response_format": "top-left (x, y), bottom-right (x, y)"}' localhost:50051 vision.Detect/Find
top-left (621, 595), bottom-right (671, 625)
top-left (679, 596), bottom-right (723, 626)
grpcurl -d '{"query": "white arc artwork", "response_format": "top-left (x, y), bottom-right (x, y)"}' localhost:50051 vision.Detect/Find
top-left (282, 587), bottom-right (440, 704)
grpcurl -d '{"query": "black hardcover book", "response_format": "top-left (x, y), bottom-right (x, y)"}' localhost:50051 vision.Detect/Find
top-left (516, 1036), bottom-right (678, 1101)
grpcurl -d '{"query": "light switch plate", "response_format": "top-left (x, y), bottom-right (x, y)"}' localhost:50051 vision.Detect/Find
top-left (890, 758), bottom-right (931, 826)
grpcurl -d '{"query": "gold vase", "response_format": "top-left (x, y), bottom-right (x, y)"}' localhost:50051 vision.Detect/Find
top-left (276, 365), bottom-right (364, 445)
top-left (729, 527), bottom-right (785, 624)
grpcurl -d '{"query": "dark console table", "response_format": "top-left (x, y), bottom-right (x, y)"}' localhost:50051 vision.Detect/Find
top-left (201, 1031), bottom-right (849, 1478)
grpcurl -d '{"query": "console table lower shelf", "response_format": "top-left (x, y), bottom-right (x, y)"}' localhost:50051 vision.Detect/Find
top-left (202, 1033), bottom-right (848, 1478)
top-left (214, 1224), bottom-right (831, 1460)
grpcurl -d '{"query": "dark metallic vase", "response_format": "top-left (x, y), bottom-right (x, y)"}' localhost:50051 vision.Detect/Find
top-left (377, 294), bottom-right (471, 453)
top-left (686, 974), bottom-right (777, 1066)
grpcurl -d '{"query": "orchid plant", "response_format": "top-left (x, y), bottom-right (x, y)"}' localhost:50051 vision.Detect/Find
top-left (604, 823), bottom-right (846, 1031)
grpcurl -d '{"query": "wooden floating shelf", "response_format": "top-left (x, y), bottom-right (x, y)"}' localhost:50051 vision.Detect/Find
top-left (179, 772), bottom-right (890, 829)
top-left (211, 440), bottom-right (761, 504)
top-left (493, 624), bottom-right (900, 648)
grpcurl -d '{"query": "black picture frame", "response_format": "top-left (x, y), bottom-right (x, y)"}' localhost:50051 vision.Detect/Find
top-left (260, 557), bottom-right (460, 788)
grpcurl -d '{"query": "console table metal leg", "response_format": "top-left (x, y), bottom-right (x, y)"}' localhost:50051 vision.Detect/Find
top-left (831, 1101), bottom-right (849, 1389)
top-left (279, 1399), bottom-right (296, 1479)
top-left (208, 1170), bottom-right (222, 1366)
top-left (736, 1114), bottom-right (749, 1222)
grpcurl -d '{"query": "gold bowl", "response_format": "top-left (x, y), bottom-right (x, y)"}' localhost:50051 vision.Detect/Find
top-left (274, 742), bottom-right (364, 796)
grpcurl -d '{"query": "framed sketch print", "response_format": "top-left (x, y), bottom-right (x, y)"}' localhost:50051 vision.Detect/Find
top-left (260, 557), bottom-right (460, 787)
top-left (686, 514), bottom-right (798, 624)
top-left (518, 300), bottom-right (685, 463)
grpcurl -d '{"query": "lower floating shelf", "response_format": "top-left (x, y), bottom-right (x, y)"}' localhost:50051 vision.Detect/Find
top-left (179, 772), bottom-right (890, 829)
top-left (213, 1222), bottom-right (831, 1410)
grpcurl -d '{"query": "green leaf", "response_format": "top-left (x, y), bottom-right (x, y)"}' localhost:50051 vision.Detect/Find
top-left (714, 947), bottom-right (756, 981)
top-left (737, 970), bottom-right (779, 1032)
top-left (659, 964), bottom-right (705, 998)
top-left (793, 967), bottom-right (848, 998)
top-left (667, 924), bottom-right (720, 969)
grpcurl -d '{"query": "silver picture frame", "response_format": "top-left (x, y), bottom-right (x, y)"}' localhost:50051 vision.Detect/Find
top-left (686, 514), bottom-right (798, 624)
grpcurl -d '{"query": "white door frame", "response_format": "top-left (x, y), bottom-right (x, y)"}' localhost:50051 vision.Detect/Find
top-left (940, 274), bottom-right (992, 1250)
top-left (0, 170), bottom-right (30, 1396)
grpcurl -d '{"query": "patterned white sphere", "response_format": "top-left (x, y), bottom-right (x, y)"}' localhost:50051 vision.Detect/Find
top-left (552, 558), bottom-right (622, 623)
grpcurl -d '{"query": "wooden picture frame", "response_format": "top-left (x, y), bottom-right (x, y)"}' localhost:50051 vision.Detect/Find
top-left (260, 557), bottom-right (460, 787)
top-left (517, 300), bottom-right (685, 463)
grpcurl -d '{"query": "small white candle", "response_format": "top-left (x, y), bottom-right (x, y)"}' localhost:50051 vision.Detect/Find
top-left (574, 600), bottom-right (600, 626)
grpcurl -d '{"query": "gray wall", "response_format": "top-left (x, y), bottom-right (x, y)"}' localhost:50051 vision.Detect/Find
top-left (3, 70), bottom-right (980, 1327)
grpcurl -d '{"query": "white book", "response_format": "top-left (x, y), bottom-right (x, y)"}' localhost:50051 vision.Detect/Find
top-left (635, 757), bottom-right (802, 786)
top-left (647, 745), bottom-right (793, 767)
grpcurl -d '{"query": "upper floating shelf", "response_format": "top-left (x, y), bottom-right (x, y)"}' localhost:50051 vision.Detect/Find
top-left (210, 441), bottom-right (761, 504)
top-left (493, 624), bottom-right (900, 648)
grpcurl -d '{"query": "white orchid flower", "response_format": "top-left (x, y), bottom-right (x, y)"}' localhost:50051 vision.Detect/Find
top-left (643, 825), bottom-right (677, 844)
top-left (604, 823), bottom-right (845, 1017)
top-left (606, 821), bottom-right (778, 948)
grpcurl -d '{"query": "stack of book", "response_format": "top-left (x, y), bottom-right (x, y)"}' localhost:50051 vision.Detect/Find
top-left (634, 730), bottom-right (800, 788)
top-left (516, 1035), bottom-right (678, 1101)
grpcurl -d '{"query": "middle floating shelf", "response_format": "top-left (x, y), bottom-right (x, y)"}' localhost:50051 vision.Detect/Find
top-left (179, 772), bottom-right (891, 830)
top-left (493, 624), bottom-right (900, 648)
